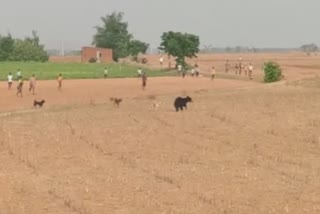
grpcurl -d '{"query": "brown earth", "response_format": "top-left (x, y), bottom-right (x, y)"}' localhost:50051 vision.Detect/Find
top-left (1, 53), bottom-right (320, 214)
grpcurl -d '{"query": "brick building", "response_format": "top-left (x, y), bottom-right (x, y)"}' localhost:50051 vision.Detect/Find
top-left (81, 47), bottom-right (113, 63)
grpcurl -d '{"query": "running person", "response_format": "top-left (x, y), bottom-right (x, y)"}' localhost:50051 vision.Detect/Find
top-left (104, 67), bottom-right (108, 78)
top-left (159, 56), bottom-right (164, 67)
top-left (57, 73), bottom-right (63, 90)
top-left (16, 69), bottom-right (22, 80)
top-left (211, 66), bottom-right (216, 80)
top-left (248, 63), bottom-right (254, 80)
top-left (16, 77), bottom-right (24, 97)
top-left (141, 72), bottom-right (147, 90)
top-left (191, 68), bottom-right (195, 77)
top-left (29, 74), bottom-right (36, 95)
top-left (225, 60), bottom-right (230, 73)
top-left (177, 64), bottom-right (182, 74)
top-left (137, 68), bottom-right (142, 78)
top-left (7, 72), bottom-right (13, 90)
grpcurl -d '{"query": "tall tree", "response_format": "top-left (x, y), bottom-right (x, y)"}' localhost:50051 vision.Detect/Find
top-left (128, 40), bottom-right (149, 61)
top-left (92, 12), bottom-right (132, 61)
top-left (159, 31), bottom-right (199, 67)
top-left (0, 34), bottom-right (14, 61)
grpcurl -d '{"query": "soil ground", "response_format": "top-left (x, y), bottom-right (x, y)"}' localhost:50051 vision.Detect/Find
top-left (1, 53), bottom-right (320, 214)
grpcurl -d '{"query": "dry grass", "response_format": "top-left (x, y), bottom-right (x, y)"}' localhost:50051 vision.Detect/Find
top-left (0, 77), bottom-right (320, 213)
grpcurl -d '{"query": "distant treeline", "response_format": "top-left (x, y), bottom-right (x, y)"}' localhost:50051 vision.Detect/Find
top-left (199, 47), bottom-right (300, 53)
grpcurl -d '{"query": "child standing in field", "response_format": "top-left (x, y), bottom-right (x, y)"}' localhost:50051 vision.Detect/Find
top-left (104, 67), bottom-right (108, 78)
top-left (7, 72), bottom-right (13, 90)
top-left (29, 74), bottom-right (36, 95)
top-left (211, 66), bottom-right (216, 80)
top-left (57, 73), bottom-right (63, 90)
top-left (141, 72), bottom-right (147, 90)
top-left (16, 77), bottom-right (24, 97)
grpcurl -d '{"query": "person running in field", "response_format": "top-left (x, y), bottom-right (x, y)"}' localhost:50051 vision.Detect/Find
top-left (29, 74), bottom-right (36, 95)
top-left (225, 60), bottom-right (230, 73)
top-left (235, 63), bottom-right (239, 75)
top-left (248, 63), bottom-right (254, 80)
top-left (238, 57), bottom-right (242, 75)
top-left (16, 77), bottom-right (24, 97)
top-left (57, 73), bottom-right (63, 90)
top-left (7, 72), bottom-right (13, 90)
top-left (16, 69), bottom-right (22, 80)
top-left (141, 72), bottom-right (147, 90)
top-left (182, 67), bottom-right (186, 78)
top-left (195, 67), bottom-right (200, 77)
top-left (191, 68), bottom-right (195, 77)
top-left (159, 56), bottom-right (164, 67)
top-left (177, 64), bottom-right (182, 74)
top-left (104, 67), bottom-right (108, 78)
top-left (211, 66), bottom-right (216, 80)
top-left (137, 67), bottom-right (142, 78)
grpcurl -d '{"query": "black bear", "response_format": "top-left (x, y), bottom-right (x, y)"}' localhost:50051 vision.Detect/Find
top-left (174, 96), bottom-right (192, 112)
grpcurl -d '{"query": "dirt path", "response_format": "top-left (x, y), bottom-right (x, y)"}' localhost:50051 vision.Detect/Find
top-left (0, 77), bottom-right (260, 112)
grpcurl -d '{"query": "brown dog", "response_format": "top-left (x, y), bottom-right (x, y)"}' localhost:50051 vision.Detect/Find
top-left (110, 97), bottom-right (122, 107)
top-left (33, 100), bottom-right (45, 108)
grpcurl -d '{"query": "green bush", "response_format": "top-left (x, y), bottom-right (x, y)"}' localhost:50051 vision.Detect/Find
top-left (88, 58), bottom-right (97, 63)
top-left (264, 61), bottom-right (283, 83)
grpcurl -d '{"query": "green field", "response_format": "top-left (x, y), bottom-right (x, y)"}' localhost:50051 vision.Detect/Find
top-left (0, 62), bottom-right (174, 81)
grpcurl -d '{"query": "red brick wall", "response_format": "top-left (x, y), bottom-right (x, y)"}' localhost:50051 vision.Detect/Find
top-left (81, 47), bottom-right (113, 63)
top-left (49, 56), bottom-right (81, 63)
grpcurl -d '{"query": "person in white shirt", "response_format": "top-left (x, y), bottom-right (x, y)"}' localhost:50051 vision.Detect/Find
top-left (159, 56), bottom-right (164, 67)
top-left (191, 68), bottom-right (195, 77)
top-left (177, 64), bottom-right (182, 74)
top-left (248, 63), bottom-right (254, 80)
top-left (104, 67), bottom-right (108, 78)
top-left (7, 72), bottom-right (13, 90)
top-left (137, 68), bottom-right (142, 78)
top-left (195, 67), bottom-right (200, 77)
top-left (16, 69), bottom-right (22, 80)
top-left (211, 66), bottom-right (216, 80)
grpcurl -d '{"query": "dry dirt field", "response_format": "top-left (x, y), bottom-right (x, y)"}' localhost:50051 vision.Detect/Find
top-left (1, 53), bottom-right (320, 214)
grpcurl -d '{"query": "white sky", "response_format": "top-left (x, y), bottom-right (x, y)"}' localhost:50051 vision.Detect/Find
top-left (0, 0), bottom-right (319, 50)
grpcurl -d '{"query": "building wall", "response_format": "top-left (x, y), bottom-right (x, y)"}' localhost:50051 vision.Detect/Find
top-left (49, 56), bottom-right (81, 63)
top-left (81, 47), bottom-right (113, 63)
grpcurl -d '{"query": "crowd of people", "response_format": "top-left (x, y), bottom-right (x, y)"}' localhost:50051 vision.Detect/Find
top-left (5, 57), bottom-right (254, 99)
top-left (160, 56), bottom-right (254, 80)
top-left (6, 69), bottom-right (63, 97)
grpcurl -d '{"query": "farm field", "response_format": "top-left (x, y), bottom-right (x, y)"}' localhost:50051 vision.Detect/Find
top-left (0, 53), bottom-right (320, 213)
top-left (0, 62), bottom-right (171, 81)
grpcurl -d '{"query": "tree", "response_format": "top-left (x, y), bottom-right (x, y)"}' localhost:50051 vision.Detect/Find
top-left (0, 31), bottom-right (48, 62)
top-left (10, 39), bottom-right (48, 62)
top-left (263, 61), bottom-right (283, 83)
top-left (0, 34), bottom-right (14, 61)
top-left (92, 12), bottom-right (132, 61)
top-left (128, 40), bottom-right (149, 61)
top-left (159, 31), bottom-right (200, 67)
top-left (301, 43), bottom-right (318, 56)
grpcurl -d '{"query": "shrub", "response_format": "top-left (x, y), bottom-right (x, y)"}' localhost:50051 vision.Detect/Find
top-left (264, 61), bottom-right (283, 83)
top-left (141, 57), bottom-right (148, 64)
top-left (88, 57), bottom-right (97, 63)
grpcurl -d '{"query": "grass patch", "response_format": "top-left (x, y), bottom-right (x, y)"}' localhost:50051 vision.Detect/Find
top-left (0, 62), bottom-right (175, 80)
